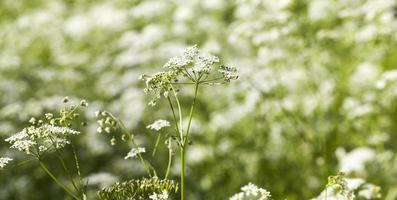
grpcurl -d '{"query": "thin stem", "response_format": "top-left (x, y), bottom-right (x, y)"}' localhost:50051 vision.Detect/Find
top-left (71, 143), bottom-right (85, 198)
top-left (167, 96), bottom-right (181, 135)
top-left (184, 83), bottom-right (199, 145)
top-left (171, 82), bottom-right (196, 85)
top-left (164, 139), bottom-right (173, 179)
top-left (180, 83), bottom-right (199, 200)
top-left (152, 134), bottom-right (162, 157)
top-left (180, 147), bottom-right (185, 200)
top-left (183, 69), bottom-right (195, 82)
top-left (170, 85), bottom-right (183, 141)
top-left (38, 159), bottom-right (81, 200)
top-left (199, 77), bottom-right (223, 84)
top-left (112, 116), bottom-right (153, 176)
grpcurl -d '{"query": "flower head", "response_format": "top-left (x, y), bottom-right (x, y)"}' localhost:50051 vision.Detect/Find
top-left (141, 45), bottom-right (238, 106)
top-left (230, 183), bottom-right (271, 200)
top-left (124, 147), bottom-right (146, 159)
top-left (0, 157), bottom-right (13, 169)
top-left (147, 120), bottom-right (170, 131)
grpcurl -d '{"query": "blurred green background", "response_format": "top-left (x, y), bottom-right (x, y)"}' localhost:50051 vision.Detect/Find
top-left (1, 0), bottom-right (397, 199)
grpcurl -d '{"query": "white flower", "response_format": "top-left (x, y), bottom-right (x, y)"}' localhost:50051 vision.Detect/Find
top-left (124, 147), bottom-right (145, 159)
top-left (0, 157), bottom-right (13, 169)
top-left (230, 183), bottom-right (271, 200)
top-left (146, 120), bottom-right (170, 131)
top-left (42, 124), bottom-right (80, 135)
top-left (6, 124), bottom-right (80, 155)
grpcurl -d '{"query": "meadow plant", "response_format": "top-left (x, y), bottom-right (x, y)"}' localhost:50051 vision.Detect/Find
top-left (2, 97), bottom-right (88, 200)
top-left (91, 45), bottom-right (238, 199)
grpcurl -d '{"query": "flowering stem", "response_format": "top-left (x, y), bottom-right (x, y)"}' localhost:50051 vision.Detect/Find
top-left (180, 82), bottom-right (199, 200)
top-left (114, 116), bottom-right (154, 176)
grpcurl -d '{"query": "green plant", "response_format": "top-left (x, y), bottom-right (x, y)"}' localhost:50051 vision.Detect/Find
top-left (2, 97), bottom-right (88, 200)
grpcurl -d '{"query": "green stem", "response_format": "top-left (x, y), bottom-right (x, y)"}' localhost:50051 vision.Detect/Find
top-left (167, 96), bottom-right (181, 136)
top-left (170, 85), bottom-right (183, 141)
top-left (152, 134), bottom-right (162, 157)
top-left (38, 160), bottom-right (81, 200)
top-left (164, 141), bottom-right (172, 179)
top-left (180, 83), bottom-right (199, 200)
top-left (71, 143), bottom-right (85, 198)
top-left (180, 147), bottom-right (186, 200)
top-left (184, 83), bottom-right (199, 144)
top-left (112, 116), bottom-right (153, 177)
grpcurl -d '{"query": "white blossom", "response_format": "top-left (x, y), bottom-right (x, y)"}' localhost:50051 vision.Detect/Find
top-left (0, 157), bottom-right (13, 169)
top-left (146, 120), bottom-right (170, 131)
top-left (230, 183), bottom-right (271, 200)
top-left (124, 147), bottom-right (146, 159)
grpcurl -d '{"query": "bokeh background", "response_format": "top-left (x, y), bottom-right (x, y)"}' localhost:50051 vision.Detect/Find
top-left (1, 0), bottom-right (397, 199)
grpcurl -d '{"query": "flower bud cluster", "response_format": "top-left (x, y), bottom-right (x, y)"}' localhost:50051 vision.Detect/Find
top-left (95, 110), bottom-right (129, 145)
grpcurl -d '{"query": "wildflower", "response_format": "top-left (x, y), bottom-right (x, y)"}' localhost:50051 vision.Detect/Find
top-left (124, 147), bottom-right (145, 159)
top-left (141, 45), bottom-right (238, 106)
top-left (0, 157), bottom-right (13, 169)
top-left (219, 65), bottom-right (239, 82)
top-left (147, 120), bottom-right (170, 131)
top-left (230, 183), bottom-right (271, 200)
top-left (327, 172), bottom-right (355, 200)
top-left (5, 124), bottom-right (80, 155)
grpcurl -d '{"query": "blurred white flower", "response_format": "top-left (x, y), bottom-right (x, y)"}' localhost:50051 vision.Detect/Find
top-left (0, 157), bottom-right (13, 169)
top-left (336, 147), bottom-right (376, 174)
top-left (146, 120), bottom-right (170, 131)
top-left (124, 147), bottom-right (145, 159)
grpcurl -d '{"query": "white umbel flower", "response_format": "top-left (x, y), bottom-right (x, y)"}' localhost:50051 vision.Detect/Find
top-left (0, 157), bottom-right (13, 169)
top-left (124, 147), bottom-right (146, 159)
top-left (146, 120), bottom-right (170, 131)
top-left (230, 183), bottom-right (271, 200)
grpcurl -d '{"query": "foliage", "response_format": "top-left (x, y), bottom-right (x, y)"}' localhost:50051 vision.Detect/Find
top-left (1, 0), bottom-right (397, 199)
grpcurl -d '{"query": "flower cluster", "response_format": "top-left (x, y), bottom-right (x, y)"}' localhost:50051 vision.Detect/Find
top-left (230, 183), bottom-right (271, 200)
top-left (5, 124), bottom-right (80, 154)
top-left (140, 45), bottom-right (238, 106)
top-left (95, 110), bottom-right (130, 145)
top-left (4, 98), bottom-right (86, 156)
top-left (97, 177), bottom-right (178, 200)
top-left (124, 147), bottom-right (146, 159)
top-left (147, 120), bottom-right (170, 131)
top-left (326, 172), bottom-right (355, 200)
top-left (0, 157), bottom-right (13, 169)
